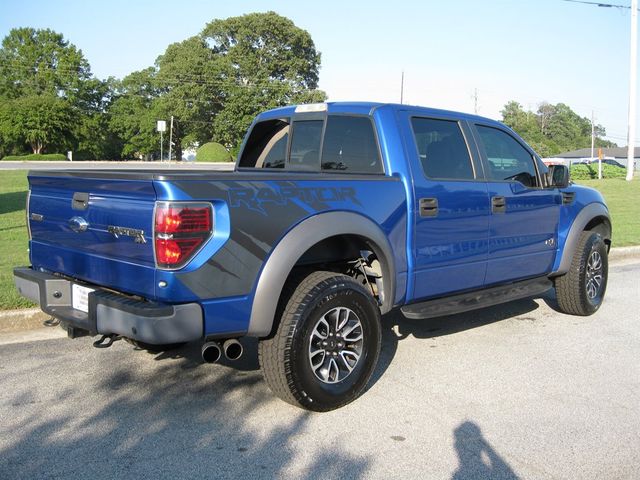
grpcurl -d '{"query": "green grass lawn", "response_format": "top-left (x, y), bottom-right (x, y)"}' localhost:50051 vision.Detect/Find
top-left (0, 170), bottom-right (34, 310)
top-left (0, 171), bottom-right (638, 310)
top-left (577, 177), bottom-right (640, 247)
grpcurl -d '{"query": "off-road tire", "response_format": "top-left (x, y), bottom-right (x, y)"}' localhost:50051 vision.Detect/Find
top-left (259, 271), bottom-right (382, 412)
top-left (555, 231), bottom-right (608, 316)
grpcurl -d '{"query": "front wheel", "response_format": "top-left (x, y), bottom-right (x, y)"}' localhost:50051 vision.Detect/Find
top-left (555, 231), bottom-right (608, 316)
top-left (259, 271), bottom-right (382, 412)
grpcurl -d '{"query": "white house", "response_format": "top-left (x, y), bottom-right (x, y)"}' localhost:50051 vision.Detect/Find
top-left (545, 146), bottom-right (640, 170)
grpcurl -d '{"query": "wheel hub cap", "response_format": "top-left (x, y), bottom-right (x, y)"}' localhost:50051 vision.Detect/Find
top-left (586, 250), bottom-right (604, 299)
top-left (308, 307), bottom-right (364, 384)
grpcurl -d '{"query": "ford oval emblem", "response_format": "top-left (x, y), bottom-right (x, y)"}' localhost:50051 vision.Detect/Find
top-left (69, 216), bottom-right (89, 233)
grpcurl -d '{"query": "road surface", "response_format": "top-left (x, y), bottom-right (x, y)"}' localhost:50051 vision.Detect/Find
top-left (0, 260), bottom-right (638, 479)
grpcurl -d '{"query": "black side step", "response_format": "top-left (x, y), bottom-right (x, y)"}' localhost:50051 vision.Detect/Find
top-left (401, 278), bottom-right (552, 320)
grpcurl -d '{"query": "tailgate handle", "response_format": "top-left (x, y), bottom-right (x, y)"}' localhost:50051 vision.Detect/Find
top-left (72, 192), bottom-right (89, 210)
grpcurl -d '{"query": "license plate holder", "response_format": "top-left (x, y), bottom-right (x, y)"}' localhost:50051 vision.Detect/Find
top-left (72, 284), bottom-right (95, 313)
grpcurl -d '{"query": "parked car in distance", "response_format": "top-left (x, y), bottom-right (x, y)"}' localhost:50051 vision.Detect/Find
top-left (575, 158), bottom-right (626, 168)
top-left (600, 159), bottom-right (625, 168)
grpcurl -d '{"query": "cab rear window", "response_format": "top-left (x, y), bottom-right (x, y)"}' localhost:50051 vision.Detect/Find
top-left (239, 115), bottom-right (383, 174)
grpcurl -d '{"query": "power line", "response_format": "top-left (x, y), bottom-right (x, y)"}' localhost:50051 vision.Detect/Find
top-left (0, 58), bottom-right (317, 87)
top-left (561, 0), bottom-right (637, 9)
top-left (0, 63), bottom-right (308, 90)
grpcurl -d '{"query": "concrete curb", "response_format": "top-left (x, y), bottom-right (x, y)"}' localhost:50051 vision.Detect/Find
top-left (608, 245), bottom-right (640, 262)
top-left (0, 308), bottom-right (50, 334)
top-left (1, 247), bottom-right (638, 334)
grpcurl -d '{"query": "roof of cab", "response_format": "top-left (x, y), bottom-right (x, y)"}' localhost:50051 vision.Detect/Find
top-left (257, 101), bottom-right (503, 127)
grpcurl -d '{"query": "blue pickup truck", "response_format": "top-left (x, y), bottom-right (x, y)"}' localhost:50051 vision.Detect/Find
top-left (14, 102), bottom-right (611, 411)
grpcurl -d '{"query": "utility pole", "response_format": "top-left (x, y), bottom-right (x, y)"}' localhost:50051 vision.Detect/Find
top-left (563, 0), bottom-right (637, 180)
top-left (591, 111), bottom-right (601, 179)
top-left (168, 115), bottom-right (174, 163)
top-left (627, 0), bottom-right (637, 181)
top-left (400, 71), bottom-right (404, 105)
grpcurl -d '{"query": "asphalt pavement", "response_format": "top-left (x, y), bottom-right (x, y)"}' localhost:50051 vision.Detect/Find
top-left (0, 259), bottom-right (639, 480)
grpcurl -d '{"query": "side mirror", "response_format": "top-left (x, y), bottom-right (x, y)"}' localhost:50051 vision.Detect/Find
top-left (548, 164), bottom-right (569, 188)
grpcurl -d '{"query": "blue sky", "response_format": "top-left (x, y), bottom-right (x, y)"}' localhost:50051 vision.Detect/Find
top-left (2, 0), bottom-right (638, 147)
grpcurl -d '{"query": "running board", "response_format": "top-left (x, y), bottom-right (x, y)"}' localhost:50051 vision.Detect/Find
top-left (401, 278), bottom-right (552, 320)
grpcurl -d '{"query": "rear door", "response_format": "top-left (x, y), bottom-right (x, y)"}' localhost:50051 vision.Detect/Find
top-left (472, 124), bottom-right (561, 285)
top-left (405, 114), bottom-right (490, 301)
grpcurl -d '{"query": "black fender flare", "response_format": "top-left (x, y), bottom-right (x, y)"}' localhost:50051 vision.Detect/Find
top-left (246, 211), bottom-right (396, 337)
top-left (554, 202), bottom-right (611, 275)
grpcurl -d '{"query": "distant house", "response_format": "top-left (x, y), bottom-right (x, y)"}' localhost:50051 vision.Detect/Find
top-left (544, 146), bottom-right (640, 170)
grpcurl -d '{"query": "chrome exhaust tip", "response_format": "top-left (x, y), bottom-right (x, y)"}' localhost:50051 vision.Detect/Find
top-left (223, 339), bottom-right (243, 361)
top-left (201, 341), bottom-right (222, 363)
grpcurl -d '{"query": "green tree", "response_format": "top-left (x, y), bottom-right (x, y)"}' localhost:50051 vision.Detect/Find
top-left (501, 101), bottom-right (529, 131)
top-left (0, 27), bottom-right (92, 101)
top-left (0, 94), bottom-right (73, 154)
top-left (108, 12), bottom-right (326, 159)
top-left (108, 68), bottom-right (162, 158)
top-left (0, 27), bottom-right (109, 156)
top-left (501, 101), bottom-right (615, 157)
top-left (201, 11), bottom-right (326, 148)
top-left (154, 36), bottom-right (221, 160)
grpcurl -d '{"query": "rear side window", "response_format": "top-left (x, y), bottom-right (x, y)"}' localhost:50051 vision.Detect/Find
top-left (289, 120), bottom-right (323, 170)
top-left (411, 118), bottom-right (474, 180)
top-left (476, 125), bottom-right (539, 187)
top-left (321, 116), bottom-right (382, 173)
top-left (238, 119), bottom-right (289, 168)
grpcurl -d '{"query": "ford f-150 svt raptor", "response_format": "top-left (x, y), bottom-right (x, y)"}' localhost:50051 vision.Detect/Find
top-left (14, 102), bottom-right (611, 411)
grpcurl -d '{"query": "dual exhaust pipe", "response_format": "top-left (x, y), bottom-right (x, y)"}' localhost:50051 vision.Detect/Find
top-left (201, 338), bottom-right (243, 363)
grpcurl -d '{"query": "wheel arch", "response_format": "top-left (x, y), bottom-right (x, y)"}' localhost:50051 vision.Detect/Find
top-left (554, 202), bottom-right (612, 276)
top-left (247, 211), bottom-right (396, 337)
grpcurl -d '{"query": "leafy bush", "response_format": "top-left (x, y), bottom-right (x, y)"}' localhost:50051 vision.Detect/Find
top-left (229, 144), bottom-right (241, 161)
top-left (2, 153), bottom-right (67, 161)
top-left (570, 163), bottom-right (626, 180)
top-left (195, 142), bottom-right (233, 162)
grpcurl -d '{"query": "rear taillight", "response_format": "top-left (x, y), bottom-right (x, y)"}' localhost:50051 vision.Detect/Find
top-left (154, 202), bottom-right (213, 269)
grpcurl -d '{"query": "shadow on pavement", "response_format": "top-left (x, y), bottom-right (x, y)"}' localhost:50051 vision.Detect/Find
top-left (0, 292), bottom-right (548, 479)
top-left (0, 338), bottom-right (372, 479)
top-left (451, 421), bottom-right (520, 480)
top-left (139, 293), bottom-right (544, 396)
top-left (371, 296), bottom-right (541, 387)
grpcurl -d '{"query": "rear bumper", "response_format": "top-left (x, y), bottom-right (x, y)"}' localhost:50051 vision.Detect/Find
top-left (13, 267), bottom-right (203, 345)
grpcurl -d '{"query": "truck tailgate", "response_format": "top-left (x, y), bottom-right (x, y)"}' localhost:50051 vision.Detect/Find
top-left (28, 171), bottom-right (158, 299)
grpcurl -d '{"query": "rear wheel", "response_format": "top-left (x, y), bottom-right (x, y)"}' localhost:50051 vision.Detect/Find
top-left (555, 231), bottom-right (608, 316)
top-left (259, 271), bottom-right (381, 412)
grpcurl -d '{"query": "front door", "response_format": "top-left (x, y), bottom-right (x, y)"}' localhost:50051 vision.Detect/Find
top-left (473, 124), bottom-right (561, 285)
